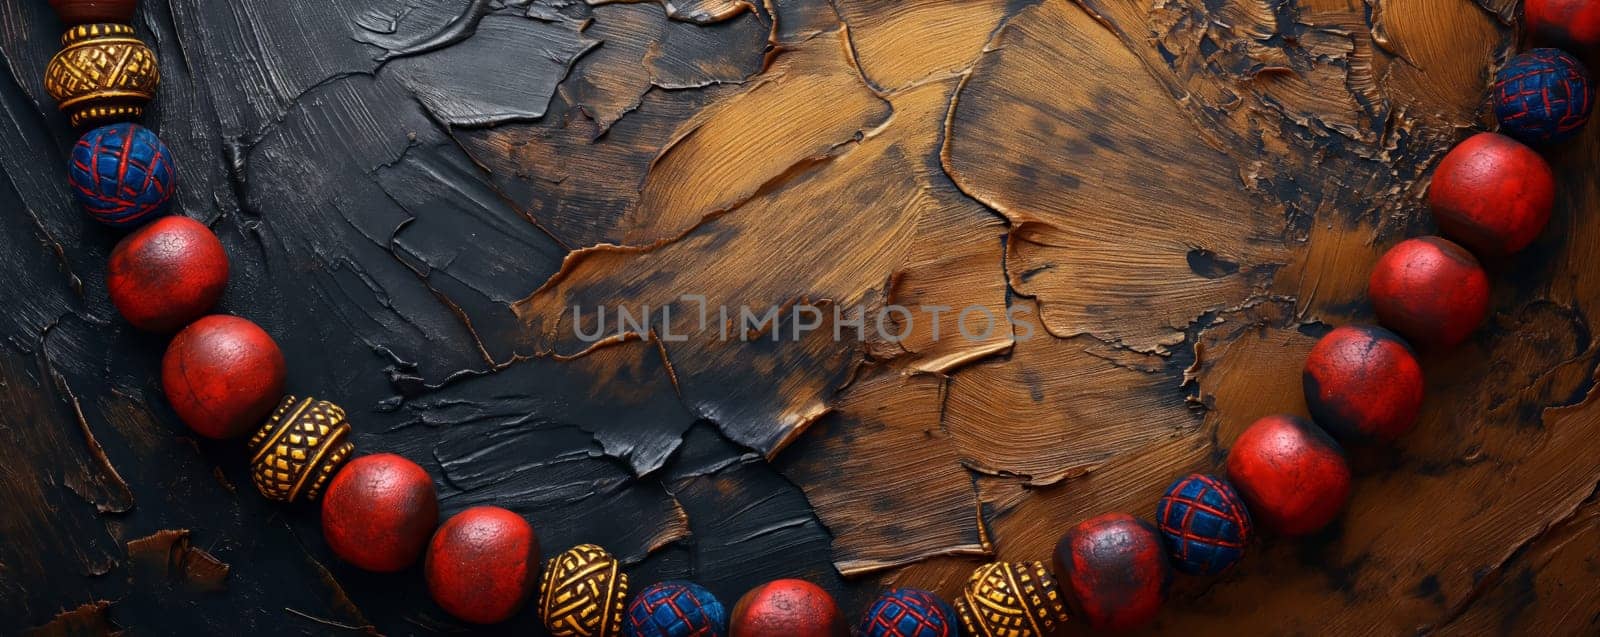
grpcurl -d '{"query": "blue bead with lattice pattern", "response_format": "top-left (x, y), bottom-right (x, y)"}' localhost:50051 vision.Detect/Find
top-left (858, 588), bottom-right (958, 637)
top-left (1156, 473), bottom-right (1251, 576)
top-left (68, 123), bottom-right (175, 228)
top-left (1494, 48), bottom-right (1593, 146)
top-left (624, 580), bottom-right (727, 637)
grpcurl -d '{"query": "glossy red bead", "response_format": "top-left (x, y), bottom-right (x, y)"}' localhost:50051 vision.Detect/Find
top-left (1052, 512), bottom-right (1169, 633)
top-left (1368, 236), bottom-right (1490, 351)
top-left (731, 579), bottom-right (847, 637)
top-left (322, 454), bottom-right (439, 573)
top-left (1226, 415), bottom-right (1352, 536)
top-left (48, 0), bottom-right (136, 25)
top-left (1527, 0), bottom-right (1600, 51)
top-left (107, 216), bottom-right (229, 333)
top-left (161, 315), bottom-right (286, 439)
top-left (1303, 325), bottom-right (1425, 443)
top-left (1427, 132), bottom-right (1555, 257)
top-left (425, 506), bottom-right (540, 624)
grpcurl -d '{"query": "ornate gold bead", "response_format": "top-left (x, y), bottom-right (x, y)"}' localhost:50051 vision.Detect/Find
top-left (44, 23), bottom-right (159, 127)
top-left (247, 396), bottom-right (354, 504)
top-left (538, 544), bottom-right (629, 637)
top-left (954, 561), bottom-right (1069, 637)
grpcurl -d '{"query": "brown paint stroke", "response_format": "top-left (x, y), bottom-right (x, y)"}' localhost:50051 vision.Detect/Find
top-left (22, 601), bottom-right (118, 637)
top-left (126, 530), bottom-right (230, 593)
top-left (589, 0), bottom-right (759, 25)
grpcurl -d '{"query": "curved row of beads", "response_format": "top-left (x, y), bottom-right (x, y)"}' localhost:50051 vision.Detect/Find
top-left (37, 0), bottom-right (1597, 634)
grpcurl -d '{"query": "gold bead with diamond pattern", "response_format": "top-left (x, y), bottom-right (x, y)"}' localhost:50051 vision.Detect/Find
top-left (43, 23), bottom-right (159, 127)
top-left (247, 396), bottom-right (354, 503)
top-left (953, 561), bottom-right (1069, 637)
top-left (538, 544), bottom-right (629, 637)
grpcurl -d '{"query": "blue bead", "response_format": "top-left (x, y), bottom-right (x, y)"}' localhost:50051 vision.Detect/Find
top-left (858, 588), bottom-right (959, 637)
top-left (68, 123), bottom-right (175, 228)
top-left (1494, 48), bottom-right (1593, 146)
top-left (624, 580), bottom-right (728, 637)
top-left (1155, 473), bottom-right (1251, 576)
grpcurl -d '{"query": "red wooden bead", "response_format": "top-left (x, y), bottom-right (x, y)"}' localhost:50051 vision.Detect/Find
top-left (425, 506), bottom-right (539, 624)
top-left (48, 0), bottom-right (136, 25)
top-left (1427, 132), bottom-right (1555, 257)
top-left (1368, 236), bottom-right (1490, 351)
top-left (1527, 0), bottom-right (1600, 51)
top-left (1225, 415), bottom-right (1351, 536)
top-left (322, 453), bottom-right (438, 573)
top-left (161, 315), bottom-right (286, 439)
top-left (731, 579), bottom-right (848, 637)
top-left (1303, 325), bottom-right (1425, 443)
top-left (107, 216), bottom-right (229, 333)
top-left (1051, 512), bottom-right (1169, 633)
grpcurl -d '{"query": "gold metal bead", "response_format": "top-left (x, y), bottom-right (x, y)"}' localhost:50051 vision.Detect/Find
top-left (43, 23), bottom-right (159, 127)
top-left (247, 396), bottom-right (354, 504)
top-left (954, 561), bottom-right (1069, 637)
top-left (538, 544), bottom-right (629, 637)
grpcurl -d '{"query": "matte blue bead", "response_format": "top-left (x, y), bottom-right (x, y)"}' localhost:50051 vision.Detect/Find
top-left (1156, 473), bottom-right (1251, 576)
top-left (68, 123), bottom-right (175, 228)
top-left (858, 588), bottom-right (959, 637)
top-left (624, 580), bottom-right (727, 637)
top-left (1494, 48), bottom-right (1593, 146)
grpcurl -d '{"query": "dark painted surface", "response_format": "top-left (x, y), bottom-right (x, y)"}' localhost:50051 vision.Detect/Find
top-left (0, 1), bottom-right (850, 633)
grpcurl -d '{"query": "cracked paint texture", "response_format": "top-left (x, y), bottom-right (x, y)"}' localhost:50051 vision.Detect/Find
top-left (1, 0), bottom-right (1598, 634)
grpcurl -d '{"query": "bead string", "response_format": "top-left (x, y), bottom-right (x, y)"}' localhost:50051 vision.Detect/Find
top-left (36, 0), bottom-right (1596, 634)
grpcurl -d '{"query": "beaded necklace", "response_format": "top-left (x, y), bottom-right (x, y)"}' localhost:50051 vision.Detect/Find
top-left (35, 0), bottom-right (1599, 634)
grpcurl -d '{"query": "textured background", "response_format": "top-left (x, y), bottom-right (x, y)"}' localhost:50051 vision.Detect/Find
top-left (2, 0), bottom-right (1598, 635)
